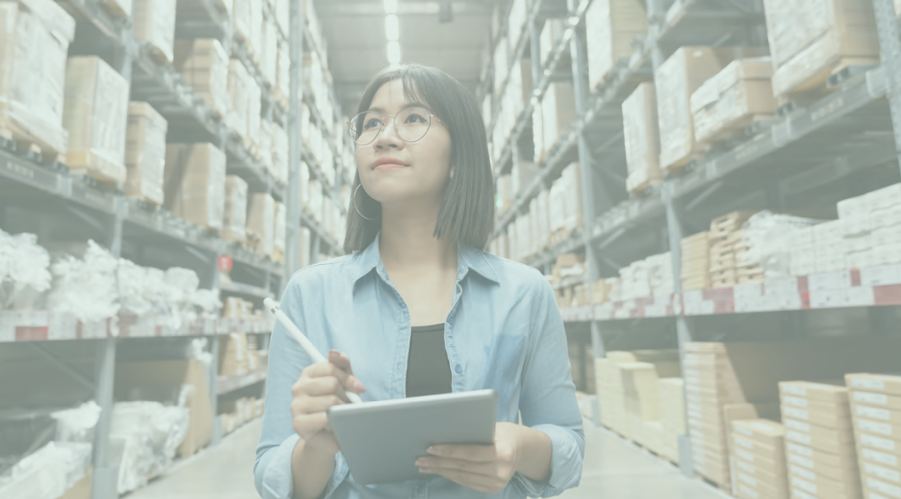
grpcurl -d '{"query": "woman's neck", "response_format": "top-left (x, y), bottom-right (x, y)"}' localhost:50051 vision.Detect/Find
top-left (379, 204), bottom-right (456, 274)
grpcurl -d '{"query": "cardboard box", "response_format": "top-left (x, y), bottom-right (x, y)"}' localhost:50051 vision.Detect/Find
top-left (786, 447), bottom-right (861, 485)
top-left (848, 374), bottom-right (901, 397)
top-left (623, 83), bottom-right (663, 194)
top-left (780, 381), bottom-right (849, 405)
top-left (0, 0), bottom-right (75, 158)
top-left (789, 464), bottom-right (863, 499)
top-left (273, 201), bottom-right (286, 263)
top-left (539, 18), bottom-right (565, 67)
top-left (860, 446), bottom-right (901, 470)
top-left (863, 478), bottom-right (901, 499)
top-left (222, 176), bottom-right (248, 243)
top-left (854, 415), bottom-right (901, 442)
top-left (585, 0), bottom-right (648, 90)
top-left (541, 82), bottom-right (577, 156)
top-left (227, 58), bottom-right (251, 141)
top-left (173, 39), bottom-right (229, 117)
top-left (164, 143), bottom-right (226, 231)
top-left (99, 0), bottom-right (131, 17)
top-left (787, 440), bottom-right (859, 471)
top-left (247, 193), bottom-right (275, 257)
top-left (125, 102), bottom-right (167, 206)
top-left (63, 56), bottom-right (129, 187)
top-left (785, 418), bottom-right (858, 454)
top-left (735, 449), bottom-right (785, 479)
top-left (115, 359), bottom-right (213, 458)
top-left (691, 58), bottom-right (777, 145)
top-left (860, 461), bottom-right (901, 487)
top-left (133, 0), bottom-right (177, 62)
top-left (656, 47), bottom-right (726, 171)
top-left (736, 470), bottom-right (789, 499)
top-left (782, 403), bottom-right (852, 430)
top-left (854, 405), bottom-right (901, 426)
top-left (59, 466), bottom-right (92, 499)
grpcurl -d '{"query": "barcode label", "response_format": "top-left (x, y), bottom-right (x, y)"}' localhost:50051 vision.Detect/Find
top-left (786, 419), bottom-right (811, 432)
top-left (862, 434), bottom-right (897, 451)
top-left (783, 396), bottom-right (809, 408)
top-left (858, 405), bottom-right (892, 421)
top-left (853, 378), bottom-right (886, 391)
top-left (787, 442), bottom-right (814, 457)
top-left (789, 453), bottom-right (815, 469)
top-left (856, 391), bottom-right (889, 405)
top-left (864, 448), bottom-right (900, 467)
top-left (787, 430), bottom-right (811, 445)
top-left (790, 463), bottom-right (816, 481)
top-left (784, 407), bottom-right (809, 420)
top-left (782, 385), bottom-right (808, 396)
top-left (866, 463), bottom-right (901, 483)
top-left (861, 419), bottom-right (894, 436)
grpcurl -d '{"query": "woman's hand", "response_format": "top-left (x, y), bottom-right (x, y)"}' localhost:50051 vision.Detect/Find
top-left (415, 422), bottom-right (524, 494)
top-left (290, 350), bottom-right (366, 457)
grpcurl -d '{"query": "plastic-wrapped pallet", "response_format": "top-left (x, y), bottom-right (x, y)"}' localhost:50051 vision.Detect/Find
top-left (47, 241), bottom-right (120, 323)
top-left (222, 176), bottom-right (248, 243)
top-left (110, 401), bottom-right (189, 494)
top-left (681, 231), bottom-right (711, 290)
top-left (690, 58), bottom-right (777, 146)
top-left (778, 381), bottom-right (862, 499)
top-left (247, 193), bottom-right (275, 257)
top-left (655, 47), bottom-right (725, 172)
top-left (835, 184), bottom-right (901, 271)
top-left (259, 119), bottom-right (273, 172)
top-left (507, 58), bottom-right (533, 116)
top-left (0, 230), bottom-right (52, 310)
top-left (173, 39), bottom-right (229, 118)
top-left (0, 0), bottom-right (75, 160)
top-left (541, 82), bottom-right (577, 160)
top-left (585, 0), bottom-right (648, 91)
top-left (0, 441), bottom-right (92, 499)
top-left (125, 102), bottom-right (167, 207)
top-left (622, 82), bottom-right (662, 194)
top-left (63, 56), bottom-right (129, 188)
top-left (708, 211), bottom-right (756, 288)
top-left (658, 378), bottom-right (686, 463)
top-left (164, 143), bottom-right (226, 231)
top-left (539, 18), bottom-right (566, 68)
top-left (845, 373), bottom-right (901, 499)
top-left (227, 58), bottom-right (251, 141)
top-left (730, 419), bottom-right (789, 499)
top-left (762, 0), bottom-right (879, 100)
top-left (646, 252), bottom-right (674, 297)
top-left (132, 0), bottom-right (177, 63)
top-left (273, 202), bottom-right (286, 264)
top-left (261, 17), bottom-right (278, 87)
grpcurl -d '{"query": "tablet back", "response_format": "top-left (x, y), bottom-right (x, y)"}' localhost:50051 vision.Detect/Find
top-left (327, 389), bottom-right (497, 485)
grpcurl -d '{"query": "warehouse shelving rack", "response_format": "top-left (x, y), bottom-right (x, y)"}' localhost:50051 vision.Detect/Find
top-left (481, 0), bottom-right (901, 481)
top-left (0, 1), bottom-right (350, 498)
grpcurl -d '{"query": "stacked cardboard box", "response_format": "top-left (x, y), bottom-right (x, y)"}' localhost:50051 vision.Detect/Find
top-left (846, 374), bottom-right (901, 499)
top-left (828, 184), bottom-right (901, 272)
top-left (538, 83), bottom-right (577, 162)
top-left (681, 231), bottom-right (712, 290)
top-left (222, 176), bottom-right (248, 243)
top-left (272, 202), bottom-right (286, 264)
top-left (221, 397), bottom-right (265, 435)
top-left (548, 162), bottom-right (583, 241)
top-left (779, 381), bottom-right (861, 499)
top-left (173, 39), bottom-right (229, 118)
top-left (223, 297), bottom-right (257, 320)
top-left (219, 332), bottom-right (254, 376)
top-left (731, 419), bottom-right (789, 499)
top-left (619, 362), bottom-right (682, 450)
top-left (708, 211), bottom-right (757, 288)
top-left (0, 0), bottom-right (75, 160)
top-left (585, 0), bottom-right (648, 91)
top-left (510, 161), bottom-right (539, 198)
top-left (659, 378), bottom-right (686, 463)
top-left (691, 58), bottom-right (777, 146)
top-left (762, 0), bottom-right (879, 100)
top-left (622, 83), bottom-right (662, 194)
top-left (656, 47), bottom-right (726, 172)
top-left (63, 56), bottom-right (130, 188)
top-left (164, 143), bottom-right (226, 231)
top-left (246, 193), bottom-right (275, 257)
top-left (684, 339), bottom-right (901, 490)
top-left (125, 102), bottom-right (167, 206)
top-left (132, 0), bottom-right (177, 63)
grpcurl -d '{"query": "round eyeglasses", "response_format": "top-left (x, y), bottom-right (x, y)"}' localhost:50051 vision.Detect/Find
top-left (348, 106), bottom-right (442, 145)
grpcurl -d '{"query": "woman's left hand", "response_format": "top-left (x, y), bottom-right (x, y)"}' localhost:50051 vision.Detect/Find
top-left (415, 422), bottom-right (522, 494)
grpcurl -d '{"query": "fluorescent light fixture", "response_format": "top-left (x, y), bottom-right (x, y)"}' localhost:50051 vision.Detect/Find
top-left (384, 0), bottom-right (397, 13)
top-left (387, 40), bottom-right (401, 64)
top-left (385, 14), bottom-right (399, 41)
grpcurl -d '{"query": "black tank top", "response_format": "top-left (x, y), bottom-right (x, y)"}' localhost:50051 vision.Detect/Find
top-left (406, 324), bottom-right (452, 397)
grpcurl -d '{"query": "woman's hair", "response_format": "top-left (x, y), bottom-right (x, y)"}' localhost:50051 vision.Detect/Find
top-left (343, 63), bottom-right (495, 253)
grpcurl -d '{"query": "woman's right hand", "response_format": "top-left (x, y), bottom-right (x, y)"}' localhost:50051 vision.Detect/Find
top-left (291, 350), bottom-right (366, 456)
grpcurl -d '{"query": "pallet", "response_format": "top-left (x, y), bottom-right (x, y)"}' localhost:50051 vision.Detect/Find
top-left (700, 113), bottom-right (778, 150)
top-left (626, 172), bottom-right (663, 197)
top-left (0, 120), bottom-right (66, 165)
top-left (776, 57), bottom-right (879, 110)
top-left (661, 150), bottom-right (703, 176)
top-left (124, 194), bottom-right (162, 211)
top-left (67, 151), bottom-right (127, 189)
top-left (98, 0), bottom-right (130, 18)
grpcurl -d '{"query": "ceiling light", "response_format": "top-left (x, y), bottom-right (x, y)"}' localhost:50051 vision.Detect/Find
top-left (385, 14), bottom-right (399, 41)
top-left (384, 0), bottom-right (397, 14)
top-left (387, 40), bottom-right (401, 64)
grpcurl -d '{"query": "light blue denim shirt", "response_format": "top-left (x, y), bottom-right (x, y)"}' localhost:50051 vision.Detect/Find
top-left (254, 234), bottom-right (584, 499)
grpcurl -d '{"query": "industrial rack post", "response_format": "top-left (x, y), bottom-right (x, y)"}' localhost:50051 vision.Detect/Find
top-left (285, 0), bottom-right (306, 281)
top-left (873, 0), bottom-right (901, 172)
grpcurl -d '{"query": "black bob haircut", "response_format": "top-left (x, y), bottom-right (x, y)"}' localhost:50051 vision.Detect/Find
top-left (343, 63), bottom-right (496, 254)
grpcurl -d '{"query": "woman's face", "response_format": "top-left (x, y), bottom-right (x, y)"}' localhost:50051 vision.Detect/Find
top-left (355, 79), bottom-right (452, 207)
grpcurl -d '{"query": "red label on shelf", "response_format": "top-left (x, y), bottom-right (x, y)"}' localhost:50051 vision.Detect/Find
top-left (218, 255), bottom-right (233, 271)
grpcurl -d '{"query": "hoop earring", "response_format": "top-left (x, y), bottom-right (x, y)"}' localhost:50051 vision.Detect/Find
top-left (353, 184), bottom-right (380, 221)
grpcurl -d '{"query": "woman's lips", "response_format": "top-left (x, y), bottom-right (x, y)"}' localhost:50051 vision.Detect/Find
top-left (372, 162), bottom-right (407, 171)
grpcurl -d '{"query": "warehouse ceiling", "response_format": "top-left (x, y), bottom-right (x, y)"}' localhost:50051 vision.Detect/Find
top-left (314, 0), bottom-right (501, 116)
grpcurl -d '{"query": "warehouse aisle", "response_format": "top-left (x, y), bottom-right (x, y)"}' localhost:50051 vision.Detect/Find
top-left (125, 418), bottom-right (727, 499)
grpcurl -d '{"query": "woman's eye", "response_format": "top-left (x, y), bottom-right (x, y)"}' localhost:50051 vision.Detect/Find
top-left (363, 118), bottom-right (383, 129)
top-left (405, 113), bottom-right (427, 124)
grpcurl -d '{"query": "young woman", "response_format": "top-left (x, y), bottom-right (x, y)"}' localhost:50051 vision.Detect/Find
top-left (254, 64), bottom-right (584, 499)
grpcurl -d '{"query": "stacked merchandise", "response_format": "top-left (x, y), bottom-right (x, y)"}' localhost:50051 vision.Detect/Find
top-left (125, 102), bottom-right (167, 206)
top-left (173, 39), bottom-right (230, 118)
top-left (832, 184), bottom-right (901, 272)
top-left (619, 259), bottom-right (650, 301)
top-left (614, 252), bottom-right (673, 301)
top-left (63, 56), bottom-right (130, 187)
top-left (737, 211), bottom-right (823, 279)
top-left (548, 163), bottom-right (583, 244)
top-left (510, 162), bottom-right (539, 203)
top-left (594, 350), bottom-right (679, 438)
top-left (846, 374), bottom-right (901, 499)
top-left (132, 0), bottom-right (176, 62)
top-left (568, 342), bottom-right (595, 394)
top-left (618, 362), bottom-right (682, 454)
top-left (0, 0), bottom-right (75, 161)
top-left (219, 332), bottom-right (260, 377)
top-left (656, 47), bottom-right (726, 172)
top-left (584, 0), bottom-right (648, 91)
top-left (222, 176), bottom-right (248, 243)
top-left (658, 378), bottom-right (687, 463)
top-left (163, 143), bottom-right (226, 232)
top-left (779, 381), bottom-right (861, 499)
top-left (683, 339), bottom-right (901, 490)
top-left (646, 253), bottom-right (674, 297)
top-left (622, 83), bottom-right (662, 194)
top-left (221, 397), bottom-right (266, 435)
top-left (273, 202), bottom-right (286, 264)
top-left (535, 83), bottom-right (577, 163)
top-left (222, 297), bottom-right (265, 321)
top-left (0, 230), bottom-right (51, 310)
top-left (708, 211), bottom-right (757, 288)
top-left (246, 193), bottom-right (275, 257)
top-left (762, 0), bottom-right (879, 101)
top-left (690, 58), bottom-right (777, 146)
top-left (731, 419), bottom-right (789, 499)
top-left (681, 231), bottom-right (711, 290)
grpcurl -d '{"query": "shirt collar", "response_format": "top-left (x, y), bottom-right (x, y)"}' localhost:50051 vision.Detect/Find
top-left (349, 232), bottom-right (500, 285)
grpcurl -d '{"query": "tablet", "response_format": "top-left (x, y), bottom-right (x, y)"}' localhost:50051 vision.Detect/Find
top-left (327, 389), bottom-right (497, 485)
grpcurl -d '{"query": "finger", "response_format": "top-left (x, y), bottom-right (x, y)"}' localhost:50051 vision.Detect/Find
top-left (301, 377), bottom-right (350, 400)
top-left (306, 361), bottom-right (350, 386)
top-left (293, 412), bottom-right (331, 435)
top-left (415, 457), bottom-right (494, 478)
top-left (428, 444), bottom-right (496, 463)
top-left (298, 394), bottom-right (347, 414)
top-left (329, 350), bottom-right (367, 393)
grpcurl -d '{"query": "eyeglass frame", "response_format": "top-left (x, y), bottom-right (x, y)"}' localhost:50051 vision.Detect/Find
top-left (347, 105), bottom-right (444, 146)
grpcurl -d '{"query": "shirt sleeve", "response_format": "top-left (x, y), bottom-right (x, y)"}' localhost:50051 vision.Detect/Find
top-left (253, 276), bottom-right (350, 499)
top-left (511, 277), bottom-right (585, 498)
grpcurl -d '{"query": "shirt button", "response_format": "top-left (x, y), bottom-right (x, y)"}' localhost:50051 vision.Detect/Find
top-left (455, 364), bottom-right (462, 373)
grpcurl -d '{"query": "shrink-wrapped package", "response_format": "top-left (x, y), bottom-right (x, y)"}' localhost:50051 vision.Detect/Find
top-left (133, 0), bottom-right (177, 63)
top-left (125, 102), bottom-right (168, 206)
top-left (164, 143), bottom-right (226, 231)
top-left (173, 39), bottom-right (229, 118)
top-left (622, 82), bottom-right (661, 194)
top-left (222, 176), bottom-right (248, 243)
top-left (585, 0), bottom-right (648, 90)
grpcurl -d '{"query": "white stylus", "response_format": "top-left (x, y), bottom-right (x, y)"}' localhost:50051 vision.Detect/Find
top-left (264, 298), bottom-right (363, 404)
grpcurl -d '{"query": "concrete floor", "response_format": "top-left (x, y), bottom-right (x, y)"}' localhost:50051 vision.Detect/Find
top-left (125, 418), bottom-right (728, 499)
